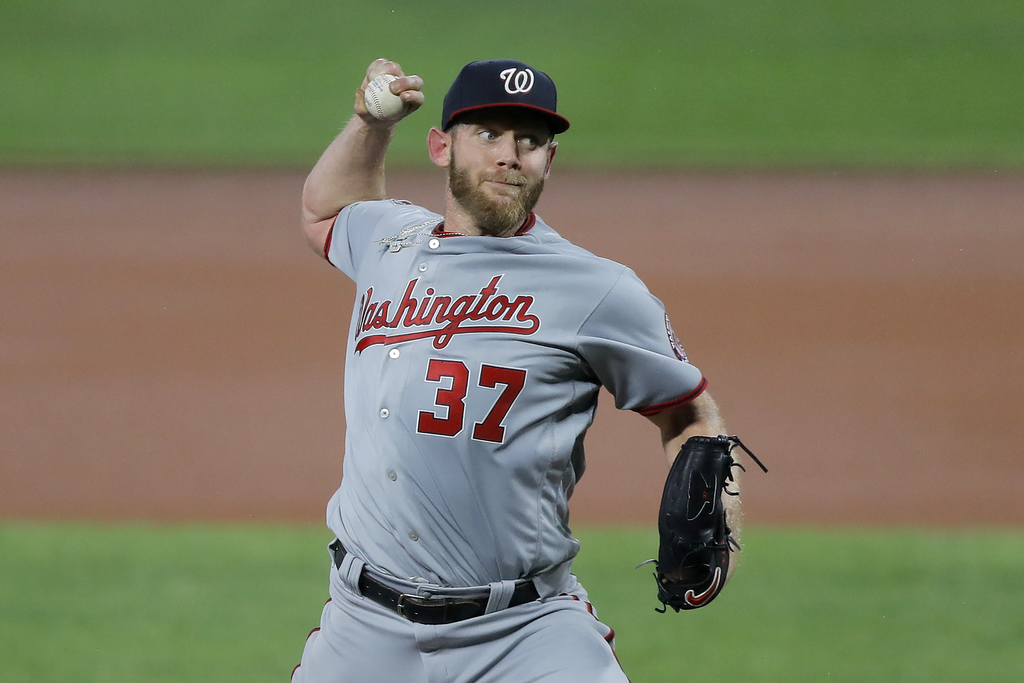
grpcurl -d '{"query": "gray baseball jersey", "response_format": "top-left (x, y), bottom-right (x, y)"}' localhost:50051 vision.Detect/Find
top-left (323, 199), bottom-right (706, 596)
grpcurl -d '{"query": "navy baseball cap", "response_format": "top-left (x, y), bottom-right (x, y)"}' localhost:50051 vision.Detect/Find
top-left (441, 60), bottom-right (570, 135)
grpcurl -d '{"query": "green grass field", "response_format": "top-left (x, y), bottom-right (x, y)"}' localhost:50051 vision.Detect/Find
top-left (2, 0), bottom-right (1022, 168)
top-left (2, 523), bottom-right (1022, 682)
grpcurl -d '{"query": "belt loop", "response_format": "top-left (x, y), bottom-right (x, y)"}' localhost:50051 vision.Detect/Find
top-left (484, 580), bottom-right (516, 614)
top-left (339, 551), bottom-right (365, 597)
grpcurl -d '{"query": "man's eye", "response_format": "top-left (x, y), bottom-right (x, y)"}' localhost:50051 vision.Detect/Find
top-left (479, 130), bottom-right (497, 141)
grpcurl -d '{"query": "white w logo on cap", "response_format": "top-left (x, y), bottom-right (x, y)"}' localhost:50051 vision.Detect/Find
top-left (499, 68), bottom-right (535, 94)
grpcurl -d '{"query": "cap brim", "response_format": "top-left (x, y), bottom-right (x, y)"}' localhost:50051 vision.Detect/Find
top-left (445, 103), bottom-right (570, 134)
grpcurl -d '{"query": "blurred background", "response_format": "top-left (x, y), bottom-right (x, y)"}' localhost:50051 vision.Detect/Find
top-left (3, 0), bottom-right (1022, 168)
top-left (1, 1), bottom-right (1022, 681)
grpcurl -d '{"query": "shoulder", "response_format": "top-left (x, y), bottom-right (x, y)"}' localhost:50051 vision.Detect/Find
top-left (506, 215), bottom-right (654, 323)
top-left (331, 198), bottom-right (440, 251)
top-left (518, 214), bottom-right (651, 297)
top-left (326, 199), bottom-right (440, 275)
top-left (520, 215), bottom-right (632, 275)
top-left (338, 199), bottom-right (440, 234)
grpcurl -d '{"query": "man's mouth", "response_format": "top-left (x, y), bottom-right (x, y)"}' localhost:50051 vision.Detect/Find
top-left (483, 178), bottom-right (525, 192)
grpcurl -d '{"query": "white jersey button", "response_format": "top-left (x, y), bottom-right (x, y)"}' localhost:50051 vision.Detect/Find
top-left (418, 263), bottom-right (428, 272)
top-left (388, 348), bottom-right (401, 359)
top-left (387, 470), bottom-right (397, 481)
top-left (379, 408), bottom-right (390, 419)
top-left (428, 238), bottom-right (440, 249)
top-left (408, 531), bottom-right (419, 542)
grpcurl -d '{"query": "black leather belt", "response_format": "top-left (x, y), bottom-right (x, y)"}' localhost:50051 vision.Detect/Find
top-left (330, 539), bottom-right (539, 625)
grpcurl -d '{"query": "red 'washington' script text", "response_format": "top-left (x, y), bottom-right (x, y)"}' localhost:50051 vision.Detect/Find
top-left (354, 275), bottom-right (541, 351)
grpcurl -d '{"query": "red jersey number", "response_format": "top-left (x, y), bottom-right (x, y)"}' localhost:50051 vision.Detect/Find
top-left (417, 359), bottom-right (527, 444)
top-left (472, 364), bottom-right (527, 443)
top-left (416, 359), bottom-right (469, 437)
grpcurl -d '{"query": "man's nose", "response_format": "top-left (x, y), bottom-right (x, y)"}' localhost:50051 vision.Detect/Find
top-left (494, 135), bottom-right (521, 169)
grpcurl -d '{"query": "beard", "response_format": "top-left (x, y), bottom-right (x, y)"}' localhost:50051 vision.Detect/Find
top-left (448, 152), bottom-right (545, 237)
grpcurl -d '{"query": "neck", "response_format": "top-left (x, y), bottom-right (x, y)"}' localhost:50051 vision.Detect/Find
top-left (441, 202), bottom-right (485, 236)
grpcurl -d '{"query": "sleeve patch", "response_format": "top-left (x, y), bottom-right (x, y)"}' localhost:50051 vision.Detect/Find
top-left (665, 314), bottom-right (688, 362)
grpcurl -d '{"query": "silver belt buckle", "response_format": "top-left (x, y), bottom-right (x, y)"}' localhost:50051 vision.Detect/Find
top-left (396, 592), bottom-right (429, 619)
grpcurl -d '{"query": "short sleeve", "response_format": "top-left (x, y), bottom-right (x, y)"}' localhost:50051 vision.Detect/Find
top-left (576, 268), bottom-right (706, 415)
top-left (326, 200), bottom-right (429, 279)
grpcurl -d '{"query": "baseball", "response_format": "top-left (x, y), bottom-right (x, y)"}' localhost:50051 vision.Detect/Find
top-left (363, 74), bottom-right (405, 121)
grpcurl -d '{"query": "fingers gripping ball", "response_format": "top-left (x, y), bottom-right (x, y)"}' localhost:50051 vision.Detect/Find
top-left (650, 435), bottom-right (767, 612)
top-left (363, 74), bottom-right (406, 121)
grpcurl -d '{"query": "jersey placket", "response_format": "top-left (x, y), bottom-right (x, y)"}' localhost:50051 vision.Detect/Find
top-left (372, 238), bottom-right (448, 558)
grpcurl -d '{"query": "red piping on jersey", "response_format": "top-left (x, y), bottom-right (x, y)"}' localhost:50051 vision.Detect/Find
top-left (633, 377), bottom-right (708, 417)
top-left (605, 628), bottom-right (627, 678)
top-left (432, 224), bottom-right (465, 238)
top-left (323, 218), bottom-right (337, 259)
top-left (516, 213), bottom-right (536, 235)
top-left (568, 594), bottom-right (595, 615)
top-left (292, 598), bottom-right (332, 680)
top-left (432, 213), bottom-right (536, 237)
top-left (569, 593), bottom-right (622, 675)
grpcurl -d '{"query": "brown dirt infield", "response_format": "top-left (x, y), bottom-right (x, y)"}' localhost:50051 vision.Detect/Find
top-left (1, 169), bottom-right (1021, 527)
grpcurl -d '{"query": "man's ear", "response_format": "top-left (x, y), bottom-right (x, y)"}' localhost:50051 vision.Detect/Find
top-left (543, 141), bottom-right (558, 178)
top-left (427, 127), bottom-right (452, 168)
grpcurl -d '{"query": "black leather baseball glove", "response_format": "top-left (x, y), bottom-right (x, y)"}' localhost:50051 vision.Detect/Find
top-left (648, 435), bottom-right (767, 612)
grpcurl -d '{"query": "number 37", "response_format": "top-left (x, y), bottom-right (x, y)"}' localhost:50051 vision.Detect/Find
top-left (416, 359), bottom-right (527, 444)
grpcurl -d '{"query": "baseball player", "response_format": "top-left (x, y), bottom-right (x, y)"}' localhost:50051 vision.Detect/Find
top-left (291, 58), bottom-right (739, 682)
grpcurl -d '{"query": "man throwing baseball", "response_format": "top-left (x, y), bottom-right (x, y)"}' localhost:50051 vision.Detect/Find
top-left (291, 58), bottom-right (747, 682)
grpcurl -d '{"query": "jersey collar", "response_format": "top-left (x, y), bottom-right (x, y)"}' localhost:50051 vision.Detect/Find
top-left (432, 213), bottom-right (536, 238)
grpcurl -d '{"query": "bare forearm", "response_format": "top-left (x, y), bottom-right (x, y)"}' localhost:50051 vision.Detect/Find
top-left (657, 393), bottom-right (725, 467)
top-left (301, 116), bottom-right (394, 225)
